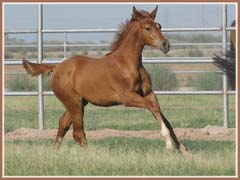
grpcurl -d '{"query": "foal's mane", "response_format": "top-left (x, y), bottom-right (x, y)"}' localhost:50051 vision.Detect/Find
top-left (106, 19), bottom-right (132, 55)
top-left (106, 10), bottom-right (152, 56)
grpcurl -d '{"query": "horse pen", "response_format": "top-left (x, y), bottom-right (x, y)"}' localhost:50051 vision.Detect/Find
top-left (3, 3), bottom-right (237, 177)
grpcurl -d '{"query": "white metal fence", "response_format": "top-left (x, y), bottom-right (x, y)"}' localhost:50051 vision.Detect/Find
top-left (4, 4), bottom-right (236, 129)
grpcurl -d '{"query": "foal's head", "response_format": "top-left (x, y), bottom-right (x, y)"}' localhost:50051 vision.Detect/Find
top-left (131, 6), bottom-right (158, 21)
top-left (108, 6), bottom-right (170, 55)
top-left (132, 6), bottom-right (170, 53)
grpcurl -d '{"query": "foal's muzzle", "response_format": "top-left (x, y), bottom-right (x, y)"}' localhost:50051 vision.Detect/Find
top-left (159, 39), bottom-right (170, 53)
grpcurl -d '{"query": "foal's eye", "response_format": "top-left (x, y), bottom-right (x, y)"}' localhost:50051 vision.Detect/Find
top-left (145, 26), bottom-right (151, 32)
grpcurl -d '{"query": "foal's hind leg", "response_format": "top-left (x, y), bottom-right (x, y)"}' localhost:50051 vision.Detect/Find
top-left (63, 99), bottom-right (87, 147)
top-left (54, 111), bottom-right (72, 149)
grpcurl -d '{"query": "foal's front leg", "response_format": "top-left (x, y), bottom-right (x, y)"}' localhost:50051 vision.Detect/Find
top-left (144, 92), bottom-right (188, 154)
top-left (139, 65), bottom-right (152, 96)
top-left (139, 66), bottom-right (188, 153)
top-left (120, 90), bottom-right (188, 154)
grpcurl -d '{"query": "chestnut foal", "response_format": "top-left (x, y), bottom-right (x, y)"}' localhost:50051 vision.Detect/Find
top-left (23, 6), bottom-right (188, 154)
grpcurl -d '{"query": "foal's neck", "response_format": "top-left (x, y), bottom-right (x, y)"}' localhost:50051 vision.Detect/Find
top-left (113, 28), bottom-right (144, 69)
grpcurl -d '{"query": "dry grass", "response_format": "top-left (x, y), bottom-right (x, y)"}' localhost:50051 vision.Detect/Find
top-left (4, 138), bottom-right (235, 176)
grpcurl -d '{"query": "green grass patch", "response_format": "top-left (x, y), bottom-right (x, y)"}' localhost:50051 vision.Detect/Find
top-left (4, 138), bottom-right (235, 176)
top-left (187, 72), bottom-right (222, 90)
top-left (4, 95), bottom-right (236, 132)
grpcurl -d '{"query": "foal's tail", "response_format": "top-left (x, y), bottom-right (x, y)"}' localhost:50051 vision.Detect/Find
top-left (22, 58), bottom-right (56, 76)
top-left (213, 50), bottom-right (235, 90)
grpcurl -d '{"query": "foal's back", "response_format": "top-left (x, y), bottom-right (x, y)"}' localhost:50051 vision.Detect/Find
top-left (51, 55), bottom-right (120, 106)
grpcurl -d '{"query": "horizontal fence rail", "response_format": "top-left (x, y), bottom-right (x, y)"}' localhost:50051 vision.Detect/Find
top-left (4, 42), bottom-right (231, 48)
top-left (4, 91), bottom-right (236, 96)
top-left (4, 57), bottom-right (218, 65)
top-left (5, 56), bottom-right (232, 66)
top-left (4, 4), bottom-right (236, 129)
top-left (4, 70), bottom-right (224, 75)
top-left (4, 27), bottom-right (235, 34)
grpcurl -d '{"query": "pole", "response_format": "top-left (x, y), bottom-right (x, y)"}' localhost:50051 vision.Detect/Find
top-left (64, 32), bottom-right (67, 59)
top-left (222, 4), bottom-right (229, 128)
top-left (38, 4), bottom-right (44, 130)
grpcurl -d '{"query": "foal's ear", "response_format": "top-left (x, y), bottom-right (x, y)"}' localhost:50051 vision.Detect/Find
top-left (150, 5), bottom-right (158, 19)
top-left (132, 6), bottom-right (143, 20)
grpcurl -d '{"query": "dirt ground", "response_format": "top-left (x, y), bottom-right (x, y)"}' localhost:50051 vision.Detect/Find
top-left (5, 126), bottom-right (236, 141)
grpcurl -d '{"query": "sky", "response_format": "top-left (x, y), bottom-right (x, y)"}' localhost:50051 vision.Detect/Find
top-left (4, 3), bottom-right (237, 43)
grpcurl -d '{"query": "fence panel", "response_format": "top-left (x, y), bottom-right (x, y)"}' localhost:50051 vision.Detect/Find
top-left (4, 3), bottom-right (236, 129)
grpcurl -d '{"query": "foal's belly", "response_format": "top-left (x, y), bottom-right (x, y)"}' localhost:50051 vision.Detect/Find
top-left (75, 67), bottom-right (120, 107)
top-left (80, 86), bottom-right (120, 107)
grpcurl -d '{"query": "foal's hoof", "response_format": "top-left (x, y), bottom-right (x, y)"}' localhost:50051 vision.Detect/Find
top-left (54, 137), bottom-right (63, 150)
top-left (179, 143), bottom-right (190, 156)
top-left (166, 142), bottom-right (174, 150)
top-left (53, 143), bottom-right (61, 151)
top-left (79, 139), bottom-right (88, 148)
top-left (80, 142), bottom-right (88, 148)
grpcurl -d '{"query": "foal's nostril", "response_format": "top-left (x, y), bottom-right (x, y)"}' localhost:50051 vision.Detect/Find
top-left (164, 40), bottom-right (170, 49)
top-left (162, 40), bottom-right (169, 49)
top-left (160, 39), bottom-right (170, 53)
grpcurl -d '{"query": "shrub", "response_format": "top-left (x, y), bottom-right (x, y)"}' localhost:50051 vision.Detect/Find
top-left (43, 76), bottom-right (52, 91)
top-left (188, 47), bottom-right (204, 57)
top-left (7, 75), bottom-right (52, 91)
top-left (7, 76), bottom-right (37, 91)
top-left (146, 65), bottom-right (179, 91)
top-left (188, 72), bottom-right (222, 90)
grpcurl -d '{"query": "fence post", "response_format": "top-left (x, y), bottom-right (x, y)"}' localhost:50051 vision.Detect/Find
top-left (222, 4), bottom-right (229, 128)
top-left (38, 3), bottom-right (44, 130)
top-left (64, 32), bottom-right (67, 59)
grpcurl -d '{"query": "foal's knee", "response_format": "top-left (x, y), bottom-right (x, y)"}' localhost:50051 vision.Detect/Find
top-left (149, 102), bottom-right (160, 113)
